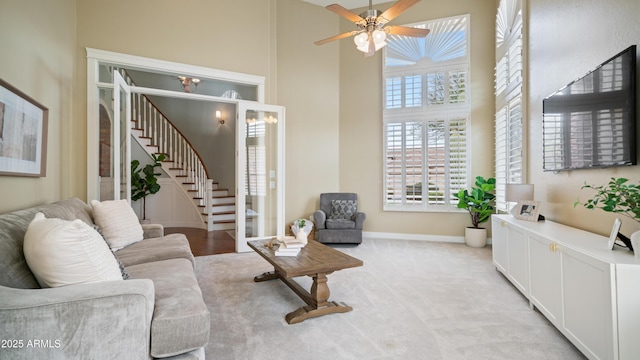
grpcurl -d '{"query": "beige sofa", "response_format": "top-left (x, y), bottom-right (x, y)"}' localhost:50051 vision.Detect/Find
top-left (0, 198), bottom-right (210, 359)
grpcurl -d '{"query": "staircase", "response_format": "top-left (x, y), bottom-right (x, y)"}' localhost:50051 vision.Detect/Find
top-left (118, 69), bottom-right (236, 231)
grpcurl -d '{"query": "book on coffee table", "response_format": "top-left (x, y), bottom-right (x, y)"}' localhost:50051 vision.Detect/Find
top-left (275, 241), bottom-right (301, 256)
top-left (281, 236), bottom-right (305, 249)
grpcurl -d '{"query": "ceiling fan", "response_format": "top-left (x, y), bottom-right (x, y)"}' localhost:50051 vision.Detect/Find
top-left (315, 0), bottom-right (430, 57)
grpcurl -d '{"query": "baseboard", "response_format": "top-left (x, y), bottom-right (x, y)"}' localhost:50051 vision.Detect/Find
top-left (363, 231), bottom-right (492, 245)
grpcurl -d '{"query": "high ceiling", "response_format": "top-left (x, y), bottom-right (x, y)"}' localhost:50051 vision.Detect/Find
top-left (302, 0), bottom-right (390, 10)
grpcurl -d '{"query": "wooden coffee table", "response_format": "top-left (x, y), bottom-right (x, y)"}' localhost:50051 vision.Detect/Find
top-left (247, 239), bottom-right (363, 324)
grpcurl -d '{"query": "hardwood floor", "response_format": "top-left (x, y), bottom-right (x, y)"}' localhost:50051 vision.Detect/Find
top-left (164, 227), bottom-right (235, 256)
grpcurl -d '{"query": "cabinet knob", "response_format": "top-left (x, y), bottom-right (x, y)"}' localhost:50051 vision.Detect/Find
top-left (501, 221), bottom-right (506, 227)
top-left (549, 242), bottom-right (559, 252)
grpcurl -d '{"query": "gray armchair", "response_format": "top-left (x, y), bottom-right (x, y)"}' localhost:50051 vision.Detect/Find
top-left (313, 193), bottom-right (365, 244)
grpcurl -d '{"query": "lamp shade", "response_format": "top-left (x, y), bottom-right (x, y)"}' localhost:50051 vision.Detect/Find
top-left (505, 184), bottom-right (534, 202)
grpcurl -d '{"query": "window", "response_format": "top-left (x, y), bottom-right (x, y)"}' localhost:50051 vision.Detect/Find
top-left (246, 118), bottom-right (266, 197)
top-left (383, 15), bottom-right (470, 211)
top-left (495, 0), bottom-right (525, 212)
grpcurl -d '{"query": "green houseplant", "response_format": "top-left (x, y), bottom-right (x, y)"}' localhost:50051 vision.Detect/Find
top-left (574, 177), bottom-right (640, 223)
top-left (131, 153), bottom-right (166, 220)
top-left (453, 176), bottom-right (496, 247)
top-left (575, 177), bottom-right (640, 251)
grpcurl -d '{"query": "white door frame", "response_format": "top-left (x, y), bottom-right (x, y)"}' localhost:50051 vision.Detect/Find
top-left (86, 48), bottom-right (266, 202)
top-left (236, 102), bottom-right (285, 253)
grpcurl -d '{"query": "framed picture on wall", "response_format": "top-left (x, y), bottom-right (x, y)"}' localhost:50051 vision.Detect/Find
top-left (514, 200), bottom-right (540, 222)
top-left (0, 78), bottom-right (48, 177)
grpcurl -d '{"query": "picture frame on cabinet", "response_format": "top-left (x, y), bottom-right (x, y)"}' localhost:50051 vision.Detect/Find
top-left (608, 218), bottom-right (621, 250)
top-left (514, 200), bottom-right (540, 222)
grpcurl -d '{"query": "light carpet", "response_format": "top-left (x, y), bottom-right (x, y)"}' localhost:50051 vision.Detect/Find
top-left (195, 239), bottom-right (585, 360)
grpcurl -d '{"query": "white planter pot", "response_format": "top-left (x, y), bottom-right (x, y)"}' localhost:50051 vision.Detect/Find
top-left (465, 227), bottom-right (487, 248)
top-left (296, 230), bottom-right (308, 245)
top-left (631, 230), bottom-right (640, 258)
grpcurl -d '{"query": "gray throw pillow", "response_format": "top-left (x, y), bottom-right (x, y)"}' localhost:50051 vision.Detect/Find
top-left (329, 200), bottom-right (357, 220)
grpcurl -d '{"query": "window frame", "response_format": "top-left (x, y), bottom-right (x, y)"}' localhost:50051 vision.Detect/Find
top-left (495, 0), bottom-right (527, 213)
top-left (382, 14), bottom-right (471, 213)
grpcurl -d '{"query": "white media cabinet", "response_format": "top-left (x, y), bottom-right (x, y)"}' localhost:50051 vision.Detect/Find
top-left (491, 215), bottom-right (640, 360)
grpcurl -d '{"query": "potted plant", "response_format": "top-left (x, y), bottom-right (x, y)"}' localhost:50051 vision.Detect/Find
top-left (131, 153), bottom-right (166, 221)
top-left (291, 219), bottom-right (314, 244)
top-left (575, 177), bottom-right (640, 250)
top-left (453, 176), bottom-right (496, 247)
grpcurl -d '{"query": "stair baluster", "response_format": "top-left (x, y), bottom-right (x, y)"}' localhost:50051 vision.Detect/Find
top-left (118, 68), bottom-right (224, 230)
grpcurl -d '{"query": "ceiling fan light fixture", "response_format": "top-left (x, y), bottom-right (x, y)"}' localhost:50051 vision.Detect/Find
top-left (354, 32), bottom-right (369, 52)
top-left (372, 29), bottom-right (388, 50)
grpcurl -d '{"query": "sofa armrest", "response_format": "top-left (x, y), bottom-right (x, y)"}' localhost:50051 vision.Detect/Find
top-left (0, 279), bottom-right (154, 360)
top-left (354, 211), bottom-right (366, 230)
top-left (142, 223), bottom-right (164, 239)
top-left (313, 210), bottom-right (327, 230)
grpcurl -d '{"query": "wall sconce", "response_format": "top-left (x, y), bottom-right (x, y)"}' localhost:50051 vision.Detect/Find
top-left (216, 111), bottom-right (225, 125)
top-left (178, 76), bottom-right (200, 93)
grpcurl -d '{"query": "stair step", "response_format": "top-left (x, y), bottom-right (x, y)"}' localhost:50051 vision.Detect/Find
top-left (208, 222), bottom-right (235, 231)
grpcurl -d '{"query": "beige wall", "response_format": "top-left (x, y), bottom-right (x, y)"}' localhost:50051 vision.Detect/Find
top-left (4, 0), bottom-right (634, 241)
top-left (338, 0), bottom-right (498, 236)
top-left (276, 0), bottom-right (341, 222)
top-left (0, 0), bottom-right (78, 213)
top-left (528, 0), bottom-right (640, 237)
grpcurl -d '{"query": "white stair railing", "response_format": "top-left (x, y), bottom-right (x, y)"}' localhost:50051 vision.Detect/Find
top-left (117, 69), bottom-right (213, 227)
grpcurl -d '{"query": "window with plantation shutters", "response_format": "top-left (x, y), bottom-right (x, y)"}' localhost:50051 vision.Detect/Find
top-left (495, 0), bottom-right (525, 212)
top-left (246, 121), bottom-right (266, 197)
top-left (383, 15), bottom-right (470, 212)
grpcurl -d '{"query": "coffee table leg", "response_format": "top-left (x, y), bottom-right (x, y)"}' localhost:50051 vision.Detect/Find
top-left (254, 270), bottom-right (279, 282)
top-left (285, 273), bottom-right (353, 324)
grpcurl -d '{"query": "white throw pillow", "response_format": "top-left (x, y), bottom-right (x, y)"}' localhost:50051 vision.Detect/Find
top-left (23, 212), bottom-right (123, 288)
top-left (91, 199), bottom-right (143, 250)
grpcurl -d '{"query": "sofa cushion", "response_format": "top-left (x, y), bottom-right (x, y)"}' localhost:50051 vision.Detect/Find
top-left (23, 213), bottom-right (123, 288)
top-left (91, 199), bottom-right (143, 251)
top-left (115, 233), bottom-right (195, 268)
top-left (0, 198), bottom-right (94, 289)
top-left (329, 199), bottom-right (357, 220)
top-left (126, 258), bottom-right (210, 358)
top-left (326, 219), bottom-right (357, 230)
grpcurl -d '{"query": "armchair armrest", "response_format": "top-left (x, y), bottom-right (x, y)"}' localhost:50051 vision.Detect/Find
top-left (142, 223), bottom-right (164, 239)
top-left (313, 210), bottom-right (327, 229)
top-left (354, 212), bottom-right (366, 230)
top-left (0, 279), bottom-right (154, 360)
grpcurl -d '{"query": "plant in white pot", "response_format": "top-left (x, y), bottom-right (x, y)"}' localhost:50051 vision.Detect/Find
top-left (291, 219), bottom-right (314, 245)
top-left (453, 176), bottom-right (496, 247)
top-left (575, 177), bottom-right (640, 252)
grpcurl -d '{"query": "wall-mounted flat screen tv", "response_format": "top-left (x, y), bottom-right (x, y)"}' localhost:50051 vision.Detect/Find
top-left (542, 45), bottom-right (637, 171)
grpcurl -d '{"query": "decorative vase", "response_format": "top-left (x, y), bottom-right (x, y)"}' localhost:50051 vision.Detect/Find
top-left (296, 229), bottom-right (308, 245)
top-left (465, 227), bottom-right (487, 248)
top-left (631, 230), bottom-right (640, 258)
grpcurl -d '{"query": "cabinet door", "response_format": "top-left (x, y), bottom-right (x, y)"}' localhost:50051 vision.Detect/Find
top-left (561, 245), bottom-right (615, 360)
top-left (528, 234), bottom-right (562, 325)
top-left (507, 225), bottom-right (528, 295)
top-left (491, 216), bottom-right (508, 273)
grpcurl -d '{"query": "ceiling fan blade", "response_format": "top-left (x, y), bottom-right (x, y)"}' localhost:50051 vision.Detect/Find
top-left (326, 4), bottom-right (365, 23)
top-left (386, 26), bottom-right (430, 37)
top-left (314, 31), bottom-right (358, 46)
top-left (379, 0), bottom-right (420, 23)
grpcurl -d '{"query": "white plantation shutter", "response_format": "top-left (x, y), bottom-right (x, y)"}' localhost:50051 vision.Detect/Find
top-left (383, 14), bottom-right (470, 212)
top-left (495, 0), bottom-right (525, 212)
top-left (246, 121), bottom-right (266, 197)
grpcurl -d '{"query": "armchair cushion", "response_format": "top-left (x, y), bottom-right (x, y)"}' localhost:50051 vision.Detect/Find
top-left (326, 219), bottom-right (356, 230)
top-left (329, 200), bottom-right (358, 220)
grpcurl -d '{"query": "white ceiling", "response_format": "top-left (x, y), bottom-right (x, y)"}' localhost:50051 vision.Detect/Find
top-left (302, 0), bottom-right (390, 10)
